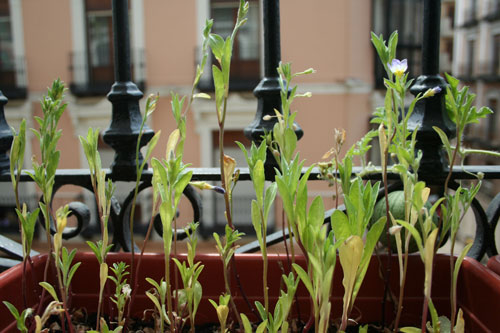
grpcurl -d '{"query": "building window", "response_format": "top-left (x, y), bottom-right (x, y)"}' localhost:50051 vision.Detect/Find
top-left (86, 0), bottom-right (114, 87)
top-left (70, 0), bottom-right (145, 97)
top-left (465, 39), bottom-right (475, 78)
top-left (372, 0), bottom-right (423, 89)
top-left (487, 98), bottom-right (497, 142)
top-left (0, 0), bottom-right (25, 99)
top-left (485, 0), bottom-right (500, 21)
top-left (200, 0), bottom-right (261, 92)
top-left (463, 0), bottom-right (477, 26)
top-left (493, 34), bottom-right (500, 77)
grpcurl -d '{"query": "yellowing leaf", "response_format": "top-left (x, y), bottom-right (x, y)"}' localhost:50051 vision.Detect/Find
top-left (455, 308), bottom-right (465, 333)
top-left (424, 228), bottom-right (439, 298)
top-left (216, 305), bottom-right (229, 328)
top-left (421, 187), bottom-right (431, 204)
top-left (339, 235), bottom-right (363, 316)
top-left (223, 154), bottom-right (236, 188)
top-left (166, 129), bottom-right (180, 159)
top-left (99, 262), bottom-right (108, 290)
top-left (193, 93), bottom-right (211, 99)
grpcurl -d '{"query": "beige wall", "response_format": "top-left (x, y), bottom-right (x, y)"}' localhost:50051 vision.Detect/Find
top-left (23, 0), bottom-right (72, 92)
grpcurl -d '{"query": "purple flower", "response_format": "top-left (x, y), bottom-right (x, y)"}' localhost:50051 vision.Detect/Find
top-left (212, 186), bottom-right (226, 195)
top-left (387, 59), bottom-right (408, 77)
top-left (423, 86), bottom-right (442, 98)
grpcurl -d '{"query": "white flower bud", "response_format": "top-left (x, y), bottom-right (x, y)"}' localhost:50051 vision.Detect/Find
top-left (389, 225), bottom-right (403, 235)
top-left (122, 284), bottom-right (131, 298)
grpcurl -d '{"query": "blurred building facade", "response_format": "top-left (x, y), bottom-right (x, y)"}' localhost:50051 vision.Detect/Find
top-left (453, 0), bottom-right (499, 198)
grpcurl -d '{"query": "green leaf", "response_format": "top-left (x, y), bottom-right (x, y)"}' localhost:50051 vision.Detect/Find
top-left (3, 301), bottom-right (20, 319)
top-left (255, 300), bottom-right (267, 321)
top-left (263, 183), bottom-right (278, 223)
top-left (400, 328), bottom-right (421, 333)
top-left (39, 282), bottom-right (59, 302)
top-left (208, 33), bottom-right (225, 64)
top-left (251, 199), bottom-right (263, 246)
top-left (240, 313), bottom-right (253, 333)
top-left (253, 159), bottom-right (265, 205)
top-left (212, 65), bottom-right (225, 120)
top-left (397, 220), bottom-right (424, 257)
top-left (453, 242), bottom-right (473, 290)
top-left (256, 320), bottom-right (268, 333)
top-left (174, 170), bottom-right (193, 207)
top-left (308, 196), bottom-right (324, 230)
top-left (292, 264), bottom-right (314, 299)
top-left (331, 209), bottom-right (350, 241)
top-left (352, 217), bottom-right (385, 302)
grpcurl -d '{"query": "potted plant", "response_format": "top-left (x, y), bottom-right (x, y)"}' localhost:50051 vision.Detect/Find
top-left (1, 1), bottom-right (500, 332)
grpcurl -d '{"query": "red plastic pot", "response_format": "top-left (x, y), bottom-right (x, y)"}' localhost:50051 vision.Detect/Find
top-left (0, 253), bottom-right (499, 332)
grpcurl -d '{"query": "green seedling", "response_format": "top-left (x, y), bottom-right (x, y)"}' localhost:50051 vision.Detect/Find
top-left (2, 301), bottom-right (32, 333)
top-left (239, 140), bottom-right (278, 318)
top-left (152, 125), bottom-right (193, 330)
top-left (26, 79), bottom-right (74, 330)
top-left (254, 272), bottom-right (299, 333)
top-left (209, 294), bottom-right (231, 333)
top-left (15, 203), bottom-right (39, 308)
top-left (172, 222), bottom-right (204, 333)
top-left (331, 162), bottom-right (385, 331)
top-left (213, 225), bottom-right (245, 328)
top-left (108, 262), bottom-right (131, 327)
top-left (88, 318), bottom-right (123, 333)
top-left (80, 126), bottom-right (117, 330)
top-left (146, 278), bottom-right (169, 332)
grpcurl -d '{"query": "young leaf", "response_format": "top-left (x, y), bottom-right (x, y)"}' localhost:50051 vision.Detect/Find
top-left (39, 282), bottom-right (59, 302)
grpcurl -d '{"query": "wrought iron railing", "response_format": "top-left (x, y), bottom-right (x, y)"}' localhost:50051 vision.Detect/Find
top-left (0, 55), bottom-right (27, 100)
top-left (0, 0), bottom-right (499, 271)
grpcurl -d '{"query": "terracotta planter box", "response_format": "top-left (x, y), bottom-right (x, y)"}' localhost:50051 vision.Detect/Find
top-left (1, 252), bottom-right (499, 332)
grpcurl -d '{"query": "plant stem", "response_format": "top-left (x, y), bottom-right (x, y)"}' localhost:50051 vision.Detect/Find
top-left (381, 148), bottom-right (392, 328)
top-left (128, 200), bottom-right (160, 320)
top-left (450, 235), bottom-right (457, 333)
top-left (223, 258), bottom-right (243, 331)
top-left (393, 249), bottom-right (409, 332)
top-left (165, 244), bottom-right (174, 332)
top-left (263, 225), bottom-right (269, 315)
top-left (173, 215), bottom-right (180, 330)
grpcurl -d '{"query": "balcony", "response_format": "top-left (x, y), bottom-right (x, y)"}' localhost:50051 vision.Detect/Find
top-left (477, 60), bottom-right (500, 82)
top-left (485, 0), bottom-right (500, 21)
top-left (0, 56), bottom-right (26, 100)
top-left (462, 5), bottom-right (478, 27)
top-left (68, 49), bottom-right (146, 97)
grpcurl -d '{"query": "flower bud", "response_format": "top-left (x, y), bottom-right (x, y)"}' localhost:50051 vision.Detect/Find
top-left (389, 225), bottom-right (403, 235)
top-left (122, 284), bottom-right (131, 298)
top-left (422, 86), bottom-right (442, 98)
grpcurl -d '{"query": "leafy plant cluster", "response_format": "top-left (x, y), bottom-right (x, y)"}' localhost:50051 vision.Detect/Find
top-left (3, 2), bottom-right (498, 332)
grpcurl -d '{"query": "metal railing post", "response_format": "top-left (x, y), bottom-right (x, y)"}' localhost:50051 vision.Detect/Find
top-left (103, 0), bottom-right (154, 180)
top-left (244, 0), bottom-right (303, 179)
top-left (408, 0), bottom-right (454, 178)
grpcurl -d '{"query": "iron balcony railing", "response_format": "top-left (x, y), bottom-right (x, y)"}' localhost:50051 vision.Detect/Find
top-left (0, 0), bottom-right (499, 271)
top-left (0, 55), bottom-right (27, 100)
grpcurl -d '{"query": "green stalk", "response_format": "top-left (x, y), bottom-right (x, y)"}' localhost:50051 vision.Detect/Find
top-left (164, 235), bottom-right (174, 331)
